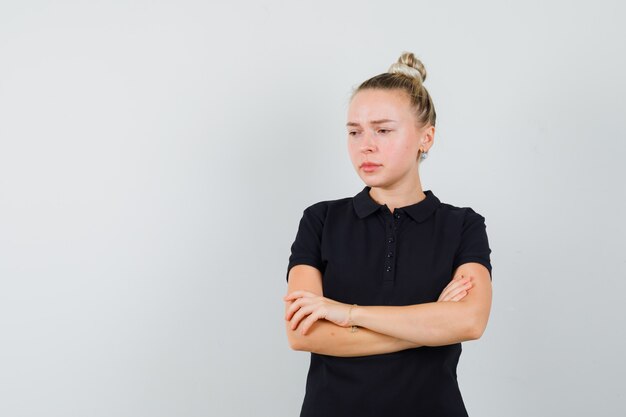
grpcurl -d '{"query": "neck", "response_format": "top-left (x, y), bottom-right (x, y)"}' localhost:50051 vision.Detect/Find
top-left (368, 175), bottom-right (426, 213)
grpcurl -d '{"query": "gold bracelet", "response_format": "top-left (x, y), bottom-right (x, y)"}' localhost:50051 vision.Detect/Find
top-left (348, 304), bottom-right (358, 333)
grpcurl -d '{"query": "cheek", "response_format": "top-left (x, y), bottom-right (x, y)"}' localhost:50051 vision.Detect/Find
top-left (399, 141), bottom-right (419, 158)
top-left (347, 143), bottom-right (359, 163)
top-left (388, 143), bottom-right (414, 160)
top-left (385, 146), bottom-right (417, 169)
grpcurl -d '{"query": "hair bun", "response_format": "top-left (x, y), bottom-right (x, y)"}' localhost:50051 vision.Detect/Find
top-left (387, 51), bottom-right (427, 83)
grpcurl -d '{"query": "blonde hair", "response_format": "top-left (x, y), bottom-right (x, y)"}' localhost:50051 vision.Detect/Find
top-left (351, 51), bottom-right (437, 129)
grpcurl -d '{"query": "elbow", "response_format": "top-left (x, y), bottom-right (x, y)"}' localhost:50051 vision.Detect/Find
top-left (467, 325), bottom-right (484, 341)
top-left (467, 316), bottom-right (489, 341)
top-left (286, 328), bottom-right (310, 352)
top-left (288, 336), bottom-right (304, 351)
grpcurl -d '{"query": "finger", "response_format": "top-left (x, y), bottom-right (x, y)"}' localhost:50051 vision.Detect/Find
top-left (284, 300), bottom-right (293, 320)
top-left (285, 297), bottom-right (316, 321)
top-left (446, 282), bottom-right (473, 301)
top-left (290, 303), bottom-right (316, 330)
top-left (451, 282), bottom-right (474, 299)
top-left (442, 277), bottom-right (465, 293)
top-left (283, 291), bottom-right (304, 301)
top-left (439, 282), bottom-right (458, 301)
top-left (438, 282), bottom-right (454, 300)
top-left (285, 300), bottom-right (300, 320)
top-left (439, 279), bottom-right (471, 301)
top-left (451, 277), bottom-right (471, 287)
top-left (451, 290), bottom-right (468, 301)
top-left (447, 276), bottom-right (471, 291)
top-left (300, 310), bottom-right (324, 335)
top-left (284, 290), bottom-right (315, 301)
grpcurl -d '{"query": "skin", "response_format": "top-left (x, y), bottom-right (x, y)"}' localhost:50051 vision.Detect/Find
top-left (345, 88), bottom-right (435, 212)
top-left (284, 265), bottom-right (473, 356)
top-left (284, 88), bottom-right (492, 351)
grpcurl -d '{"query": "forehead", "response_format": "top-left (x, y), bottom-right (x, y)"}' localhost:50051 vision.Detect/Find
top-left (347, 89), bottom-right (412, 122)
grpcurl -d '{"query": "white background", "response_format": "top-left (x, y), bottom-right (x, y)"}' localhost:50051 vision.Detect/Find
top-left (1, 1), bottom-right (625, 416)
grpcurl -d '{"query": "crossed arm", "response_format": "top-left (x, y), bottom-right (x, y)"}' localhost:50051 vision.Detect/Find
top-left (284, 263), bottom-right (492, 357)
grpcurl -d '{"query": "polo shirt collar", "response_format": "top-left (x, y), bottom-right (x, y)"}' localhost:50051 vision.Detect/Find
top-left (353, 185), bottom-right (440, 222)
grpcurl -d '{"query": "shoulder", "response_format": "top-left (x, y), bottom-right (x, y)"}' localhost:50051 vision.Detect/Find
top-left (439, 197), bottom-right (492, 277)
top-left (300, 195), bottom-right (354, 221)
top-left (437, 197), bottom-right (487, 225)
top-left (430, 196), bottom-right (489, 239)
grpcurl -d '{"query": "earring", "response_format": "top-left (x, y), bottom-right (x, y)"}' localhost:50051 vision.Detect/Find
top-left (420, 150), bottom-right (428, 160)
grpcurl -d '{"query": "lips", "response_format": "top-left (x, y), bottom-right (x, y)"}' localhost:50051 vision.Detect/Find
top-left (360, 162), bottom-right (381, 173)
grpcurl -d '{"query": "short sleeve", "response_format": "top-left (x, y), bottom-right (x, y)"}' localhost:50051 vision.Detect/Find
top-left (452, 208), bottom-right (493, 280)
top-left (285, 204), bottom-right (326, 282)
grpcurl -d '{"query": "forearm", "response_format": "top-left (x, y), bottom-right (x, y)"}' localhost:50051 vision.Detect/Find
top-left (286, 319), bottom-right (422, 357)
top-left (351, 301), bottom-right (481, 347)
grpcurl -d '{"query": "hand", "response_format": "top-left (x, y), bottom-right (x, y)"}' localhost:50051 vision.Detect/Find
top-left (284, 275), bottom-right (474, 335)
top-left (438, 274), bottom-right (473, 302)
top-left (283, 290), bottom-right (352, 335)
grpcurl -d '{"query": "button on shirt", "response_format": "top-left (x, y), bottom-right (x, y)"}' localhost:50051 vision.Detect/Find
top-left (286, 186), bottom-right (493, 417)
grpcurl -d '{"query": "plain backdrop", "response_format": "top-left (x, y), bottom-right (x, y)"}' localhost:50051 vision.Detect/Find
top-left (1, 1), bottom-right (625, 416)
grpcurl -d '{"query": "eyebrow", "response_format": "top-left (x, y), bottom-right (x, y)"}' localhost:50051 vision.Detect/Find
top-left (346, 119), bottom-right (397, 127)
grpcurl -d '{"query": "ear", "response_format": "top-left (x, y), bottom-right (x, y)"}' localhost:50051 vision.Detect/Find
top-left (420, 125), bottom-right (435, 152)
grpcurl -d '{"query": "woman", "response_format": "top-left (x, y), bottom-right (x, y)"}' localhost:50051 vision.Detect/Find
top-left (284, 51), bottom-right (493, 417)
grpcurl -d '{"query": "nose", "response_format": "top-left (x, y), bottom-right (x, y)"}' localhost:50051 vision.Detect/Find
top-left (360, 130), bottom-right (376, 152)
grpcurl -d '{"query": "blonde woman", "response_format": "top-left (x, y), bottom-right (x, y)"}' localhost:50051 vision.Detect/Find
top-left (284, 51), bottom-right (493, 417)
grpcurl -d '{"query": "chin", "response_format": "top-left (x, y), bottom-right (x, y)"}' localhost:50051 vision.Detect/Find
top-left (360, 176), bottom-right (386, 188)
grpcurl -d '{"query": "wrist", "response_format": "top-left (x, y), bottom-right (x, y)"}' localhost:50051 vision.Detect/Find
top-left (347, 304), bottom-right (359, 332)
top-left (351, 304), bottom-right (373, 330)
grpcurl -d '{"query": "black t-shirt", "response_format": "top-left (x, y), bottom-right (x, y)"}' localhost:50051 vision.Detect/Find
top-left (286, 185), bottom-right (493, 417)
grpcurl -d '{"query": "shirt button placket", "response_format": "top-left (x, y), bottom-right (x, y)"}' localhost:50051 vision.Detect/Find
top-left (383, 210), bottom-right (401, 284)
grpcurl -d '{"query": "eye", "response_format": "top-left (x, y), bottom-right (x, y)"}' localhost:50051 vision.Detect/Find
top-left (348, 131), bottom-right (360, 137)
top-left (378, 129), bottom-right (391, 134)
